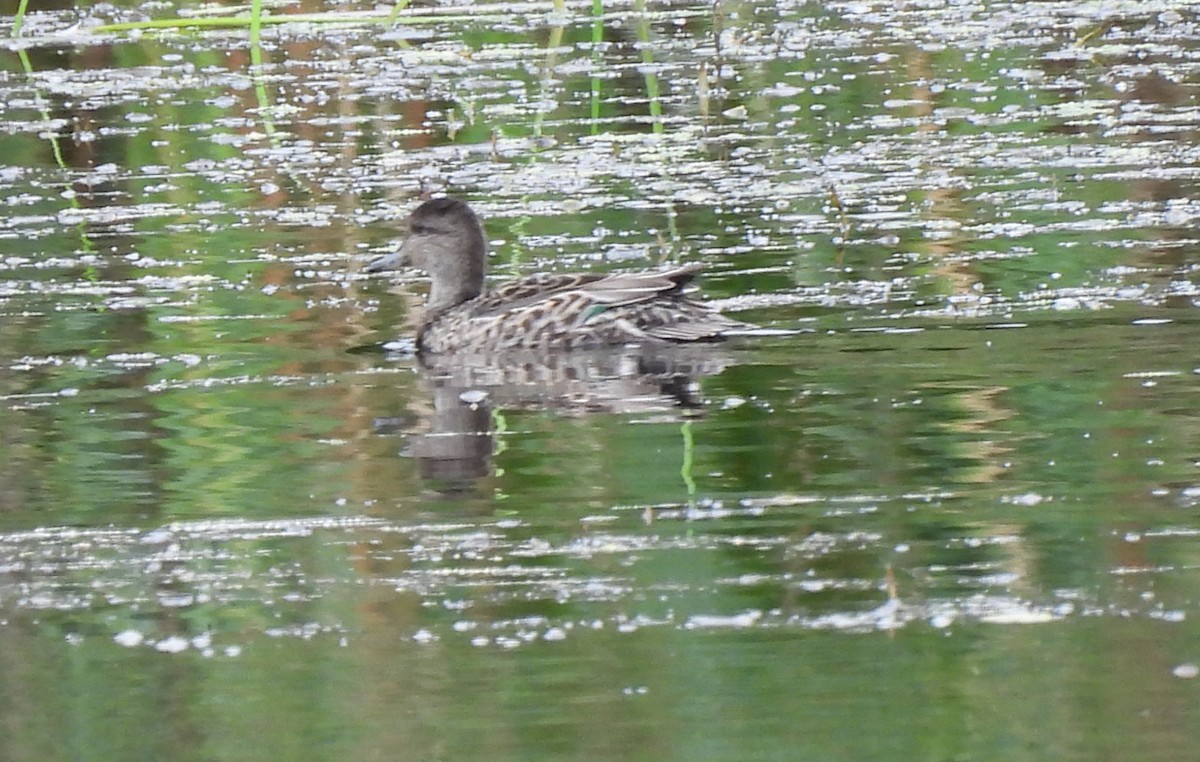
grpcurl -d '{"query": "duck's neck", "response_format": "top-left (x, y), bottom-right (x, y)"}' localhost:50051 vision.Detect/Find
top-left (427, 270), bottom-right (484, 315)
top-left (423, 222), bottom-right (487, 315)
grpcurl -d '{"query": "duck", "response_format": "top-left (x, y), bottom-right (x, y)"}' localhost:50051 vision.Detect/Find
top-left (366, 197), bottom-right (753, 353)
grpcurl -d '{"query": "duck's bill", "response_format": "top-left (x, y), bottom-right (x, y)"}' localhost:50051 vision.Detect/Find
top-left (365, 249), bottom-right (407, 273)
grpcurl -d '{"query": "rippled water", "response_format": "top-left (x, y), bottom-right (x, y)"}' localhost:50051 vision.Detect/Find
top-left (3, 0), bottom-right (1200, 758)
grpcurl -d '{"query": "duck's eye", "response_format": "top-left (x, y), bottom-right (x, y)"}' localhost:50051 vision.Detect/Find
top-left (410, 222), bottom-right (435, 235)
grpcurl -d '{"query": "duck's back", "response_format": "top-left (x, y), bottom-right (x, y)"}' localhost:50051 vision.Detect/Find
top-left (417, 264), bottom-right (749, 353)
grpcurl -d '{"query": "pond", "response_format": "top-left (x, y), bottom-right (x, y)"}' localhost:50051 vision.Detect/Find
top-left (2, 0), bottom-right (1200, 758)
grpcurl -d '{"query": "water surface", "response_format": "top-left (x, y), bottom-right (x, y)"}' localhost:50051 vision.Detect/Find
top-left (2, 0), bottom-right (1200, 759)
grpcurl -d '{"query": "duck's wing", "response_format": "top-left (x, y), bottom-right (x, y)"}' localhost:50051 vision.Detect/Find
top-left (586, 289), bottom-right (753, 343)
top-left (449, 264), bottom-right (748, 349)
top-left (572, 264), bottom-right (752, 343)
top-left (472, 265), bottom-right (701, 317)
top-left (576, 264), bottom-right (702, 305)
top-left (470, 272), bottom-right (609, 317)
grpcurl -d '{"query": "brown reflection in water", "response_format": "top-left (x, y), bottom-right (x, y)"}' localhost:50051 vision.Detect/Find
top-left (1125, 70), bottom-right (1189, 108)
top-left (898, 47), bottom-right (977, 296)
top-left (941, 386), bottom-right (1015, 485)
top-left (1127, 175), bottom-right (1200, 275)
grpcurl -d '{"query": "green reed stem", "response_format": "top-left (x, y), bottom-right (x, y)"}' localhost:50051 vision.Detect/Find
top-left (92, 12), bottom-right (498, 34)
top-left (11, 0), bottom-right (30, 37)
top-left (15, 50), bottom-right (67, 171)
top-left (385, 0), bottom-right (414, 26)
top-left (680, 420), bottom-right (696, 501)
top-left (633, 0), bottom-right (663, 134)
top-left (532, 24), bottom-right (564, 140)
top-left (248, 0), bottom-right (277, 139)
top-left (491, 409), bottom-right (508, 458)
top-left (249, 0), bottom-right (262, 45)
top-left (15, 48), bottom-right (93, 253)
top-left (589, 0), bottom-right (603, 131)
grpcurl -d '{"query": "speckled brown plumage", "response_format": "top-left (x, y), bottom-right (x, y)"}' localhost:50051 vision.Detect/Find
top-left (367, 198), bottom-right (752, 354)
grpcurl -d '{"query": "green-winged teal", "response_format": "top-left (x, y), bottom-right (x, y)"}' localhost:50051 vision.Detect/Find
top-left (367, 197), bottom-right (753, 353)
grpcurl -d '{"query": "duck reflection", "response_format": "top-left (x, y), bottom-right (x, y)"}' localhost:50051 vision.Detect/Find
top-left (383, 345), bottom-right (734, 496)
top-left (405, 381), bottom-right (495, 496)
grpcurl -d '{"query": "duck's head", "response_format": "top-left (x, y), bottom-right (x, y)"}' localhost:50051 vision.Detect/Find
top-left (367, 197), bottom-right (487, 312)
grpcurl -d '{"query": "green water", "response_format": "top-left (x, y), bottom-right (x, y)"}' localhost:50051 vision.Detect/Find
top-left (2, 0), bottom-right (1200, 759)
